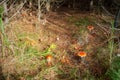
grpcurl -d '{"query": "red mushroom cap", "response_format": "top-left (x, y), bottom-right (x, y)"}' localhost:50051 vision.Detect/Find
top-left (77, 51), bottom-right (87, 57)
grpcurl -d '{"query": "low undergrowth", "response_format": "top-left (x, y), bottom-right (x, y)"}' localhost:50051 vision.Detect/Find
top-left (0, 10), bottom-right (120, 80)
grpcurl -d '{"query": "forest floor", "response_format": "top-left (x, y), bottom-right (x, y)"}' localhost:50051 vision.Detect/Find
top-left (0, 8), bottom-right (119, 80)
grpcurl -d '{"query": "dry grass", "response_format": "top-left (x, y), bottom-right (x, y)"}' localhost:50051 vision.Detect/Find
top-left (0, 9), bottom-right (118, 80)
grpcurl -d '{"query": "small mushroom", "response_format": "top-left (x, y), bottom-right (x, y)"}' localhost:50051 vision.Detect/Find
top-left (77, 51), bottom-right (87, 57)
top-left (77, 51), bottom-right (87, 64)
top-left (87, 25), bottom-right (94, 31)
top-left (46, 55), bottom-right (52, 66)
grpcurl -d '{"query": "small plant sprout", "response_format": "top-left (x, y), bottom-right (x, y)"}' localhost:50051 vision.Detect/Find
top-left (87, 25), bottom-right (94, 32)
top-left (46, 55), bottom-right (53, 66)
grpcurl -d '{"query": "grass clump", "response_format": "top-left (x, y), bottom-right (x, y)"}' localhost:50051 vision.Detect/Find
top-left (0, 6), bottom-right (10, 57)
top-left (75, 17), bottom-right (91, 26)
top-left (106, 57), bottom-right (120, 80)
top-left (3, 39), bottom-right (59, 79)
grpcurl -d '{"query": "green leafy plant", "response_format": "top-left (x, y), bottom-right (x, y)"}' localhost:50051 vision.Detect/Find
top-left (41, 44), bottom-right (56, 57)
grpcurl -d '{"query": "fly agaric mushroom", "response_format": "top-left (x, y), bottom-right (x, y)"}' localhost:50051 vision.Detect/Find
top-left (77, 51), bottom-right (87, 57)
top-left (46, 55), bottom-right (52, 65)
top-left (87, 25), bottom-right (94, 31)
